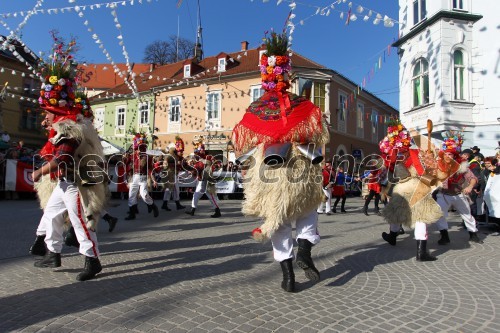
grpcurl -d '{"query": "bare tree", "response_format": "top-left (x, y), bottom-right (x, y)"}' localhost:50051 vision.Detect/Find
top-left (143, 36), bottom-right (195, 65)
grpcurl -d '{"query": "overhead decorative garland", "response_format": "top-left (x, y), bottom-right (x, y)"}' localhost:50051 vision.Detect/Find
top-left (0, 0), bottom-right (44, 51)
top-left (72, 0), bottom-right (138, 96)
top-left (0, 0), bottom-right (161, 18)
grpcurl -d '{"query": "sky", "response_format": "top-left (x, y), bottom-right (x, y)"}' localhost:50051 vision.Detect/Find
top-left (0, 0), bottom-right (400, 109)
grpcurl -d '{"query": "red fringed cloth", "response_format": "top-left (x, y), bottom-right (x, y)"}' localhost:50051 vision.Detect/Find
top-left (232, 91), bottom-right (324, 152)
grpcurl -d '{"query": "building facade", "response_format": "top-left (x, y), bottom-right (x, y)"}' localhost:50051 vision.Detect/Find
top-left (394, 0), bottom-right (500, 155)
top-left (0, 36), bottom-right (43, 149)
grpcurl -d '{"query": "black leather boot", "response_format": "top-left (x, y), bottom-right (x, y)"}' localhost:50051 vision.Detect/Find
top-left (147, 203), bottom-right (159, 217)
top-left (295, 238), bottom-right (320, 282)
top-left (76, 256), bottom-right (102, 281)
top-left (64, 226), bottom-right (80, 248)
top-left (29, 235), bottom-right (46, 256)
top-left (382, 231), bottom-right (398, 246)
top-left (125, 205), bottom-right (137, 220)
top-left (375, 207), bottom-right (382, 216)
top-left (132, 204), bottom-right (139, 214)
top-left (437, 229), bottom-right (450, 245)
top-left (416, 240), bottom-right (437, 261)
top-left (362, 206), bottom-right (369, 216)
top-left (175, 200), bottom-right (185, 210)
top-left (103, 214), bottom-right (118, 232)
top-left (469, 232), bottom-right (483, 244)
top-left (279, 258), bottom-right (295, 292)
top-left (185, 207), bottom-right (195, 216)
top-left (161, 201), bottom-right (171, 211)
top-left (34, 251), bottom-right (61, 268)
top-left (211, 208), bottom-right (221, 218)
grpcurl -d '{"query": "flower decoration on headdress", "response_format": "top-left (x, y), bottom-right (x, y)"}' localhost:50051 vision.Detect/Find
top-left (260, 30), bottom-right (291, 93)
top-left (440, 130), bottom-right (463, 154)
top-left (379, 118), bottom-right (411, 155)
top-left (133, 133), bottom-right (148, 150)
top-left (37, 31), bottom-right (92, 119)
top-left (174, 136), bottom-right (185, 153)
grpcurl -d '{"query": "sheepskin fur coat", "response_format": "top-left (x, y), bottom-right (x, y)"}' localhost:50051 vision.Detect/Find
top-left (382, 164), bottom-right (443, 228)
top-left (34, 115), bottom-right (108, 230)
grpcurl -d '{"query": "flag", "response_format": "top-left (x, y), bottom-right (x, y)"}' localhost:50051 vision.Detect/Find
top-left (177, 0), bottom-right (183, 8)
top-left (5, 159), bottom-right (35, 192)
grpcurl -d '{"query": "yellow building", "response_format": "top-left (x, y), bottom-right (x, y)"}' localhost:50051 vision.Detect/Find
top-left (0, 36), bottom-right (44, 149)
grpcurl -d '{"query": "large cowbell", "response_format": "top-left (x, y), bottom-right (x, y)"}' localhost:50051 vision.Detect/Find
top-left (296, 143), bottom-right (323, 165)
top-left (263, 142), bottom-right (292, 166)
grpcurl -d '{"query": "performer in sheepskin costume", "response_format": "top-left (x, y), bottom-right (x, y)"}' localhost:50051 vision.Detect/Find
top-left (232, 30), bottom-right (329, 292)
top-left (29, 34), bottom-right (107, 281)
top-left (159, 136), bottom-right (186, 211)
top-left (433, 131), bottom-right (483, 245)
top-left (379, 119), bottom-right (443, 261)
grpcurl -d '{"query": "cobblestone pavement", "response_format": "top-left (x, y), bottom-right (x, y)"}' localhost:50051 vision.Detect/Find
top-left (0, 196), bottom-right (499, 333)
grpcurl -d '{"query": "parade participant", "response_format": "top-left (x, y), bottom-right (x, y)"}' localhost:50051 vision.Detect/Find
top-left (124, 133), bottom-right (159, 220)
top-left (332, 166), bottom-right (348, 213)
top-left (317, 162), bottom-right (333, 215)
top-left (185, 152), bottom-right (221, 218)
top-left (434, 131), bottom-right (483, 244)
top-left (379, 119), bottom-right (443, 261)
top-left (160, 136), bottom-right (186, 211)
top-left (460, 148), bottom-right (482, 219)
top-left (362, 160), bottom-right (384, 216)
top-left (232, 30), bottom-right (329, 292)
top-left (30, 34), bottom-right (108, 281)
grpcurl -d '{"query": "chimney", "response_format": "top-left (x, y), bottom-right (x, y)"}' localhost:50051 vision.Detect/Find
top-left (149, 63), bottom-right (156, 72)
top-left (241, 41), bottom-right (249, 51)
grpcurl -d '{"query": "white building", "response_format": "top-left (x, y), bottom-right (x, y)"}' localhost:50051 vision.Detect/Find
top-left (394, 0), bottom-right (500, 156)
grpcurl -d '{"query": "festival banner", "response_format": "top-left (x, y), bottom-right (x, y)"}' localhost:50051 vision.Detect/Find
top-left (5, 159), bottom-right (35, 192)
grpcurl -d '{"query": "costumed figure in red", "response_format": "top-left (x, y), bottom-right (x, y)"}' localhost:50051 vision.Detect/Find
top-left (232, 30), bottom-right (329, 292)
top-left (123, 133), bottom-right (159, 220)
top-left (185, 139), bottom-right (222, 218)
top-left (433, 131), bottom-right (483, 244)
top-left (158, 136), bottom-right (186, 211)
top-left (30, 34), bottom-right (108, 281)
top-left (379, 119), bottom-right (443, 261)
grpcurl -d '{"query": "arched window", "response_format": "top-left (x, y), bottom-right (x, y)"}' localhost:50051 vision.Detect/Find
top-left (453, 50), bottom-right (465, 100)
top-left (412, 58), bottom-right (429, 107)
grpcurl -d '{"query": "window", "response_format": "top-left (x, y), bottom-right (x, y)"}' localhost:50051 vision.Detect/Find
top-left (94, 107), bottom-right (105, 133)
top-left (313, 82), bottom-right (326, 113)
top-left (412, 58), bottom-right (429, 107)
top-left (21, 108), bottom-right (41, 130)
top-left (250, 85), bottom-right (264, 102)
top-left (206, 92), bottom-right (221, 122)
top-left (139, 102), bottom-right (149, 125)
top-left (184, 64), bottom-right (191, 78)
top-left (413, 0), bottom-right (426, 25)
top-left (371, 110), bottom-right (378, 142)
top-left (169, 96), bottom-right (181, 123)
top-left (356, 103), bottom-right (364, 138)
top-left (453, 50), bottom-right (465, 100)
top-left (218, 58), bottom-right (226, 72)
top-left (116, 106), bottom-right (126, 128)
top-left (338, 93), bottom-right (347, 133)
top-left (453, 0), bottom-right (464, 10)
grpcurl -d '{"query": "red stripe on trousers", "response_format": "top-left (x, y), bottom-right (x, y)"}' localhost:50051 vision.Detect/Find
top-left (77, 193), bottom-right (98, 257)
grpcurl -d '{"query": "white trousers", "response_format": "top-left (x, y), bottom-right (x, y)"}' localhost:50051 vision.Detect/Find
top-left (271, 209), bottom-right (320, 262)
top-left (128, 174), bottom-right (153, 206)
top-left (389, 222), bottom-right (428, 240)
top-left (163, 179), bottom-right (181, 201)
top-left (317, 187), bottom-right (332, 213)
top-left (435, 193), bottom-right (478, 232)
top-left (191, 180), bottom-right (219, 209)
top-left (38, 180), bottom-right (99, 257)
